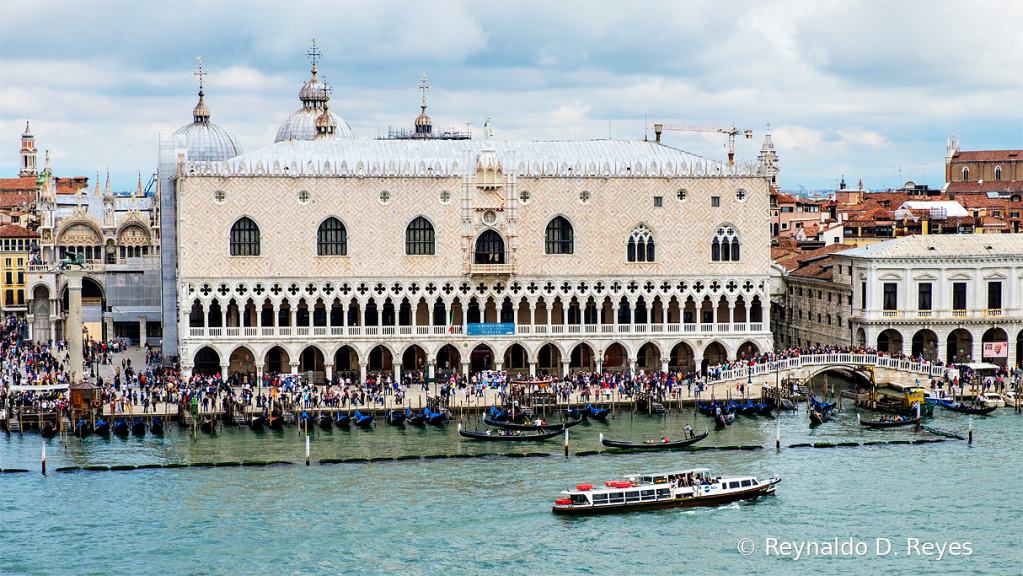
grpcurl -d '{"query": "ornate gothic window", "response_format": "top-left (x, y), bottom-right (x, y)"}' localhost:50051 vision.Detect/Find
top-left (230, 217), bottom-right (260, 256)
top-left (475, 230), bottom-right (505, 264)
top-left (545, 216), bottom-right (574, 255)
top-left (317, 217), bottom-right (347, 256)
top-left (711, 226), bottom-right (740, 262)
top-left (627, 224), bottom-right (655, 263)
top-left (405, 216), bottom-right (435, 256)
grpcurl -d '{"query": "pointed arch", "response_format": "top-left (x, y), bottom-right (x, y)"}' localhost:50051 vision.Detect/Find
top-left (405, 216), bottom-right (435, 255)
top-left (230, 216), bottom-right (260, 256)
top-left (711, 224), bottom-right (741, 262)
top-left (317, 216), bottom-right (347, 256)
top-left (544, 215), bottom-right (574, 254)
top-left (626, 224), bottom-right (655, 262)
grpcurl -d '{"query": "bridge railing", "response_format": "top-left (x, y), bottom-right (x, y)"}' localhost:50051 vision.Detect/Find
top-left (713, 353), bottom-right (947, 383)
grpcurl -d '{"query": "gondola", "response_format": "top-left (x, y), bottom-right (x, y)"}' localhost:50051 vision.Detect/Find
top-left (318, 414), bottom-right (333, 429)
top-left (406, 408), bottom-right (426, 426)
top-left (94, 419), bottom-right (110, 435)
top-left (298, 411), bottom-right (316, 428)
top-left (809, 408), bottom-right (831, 426)
top-left (74, 419), bottom-right (93, 437)
top-left (936, 400), bottom-right (997, 415)
top-left (564, 407), bottom-right (587, 420)
top-left (333, 413), bottom-right (351, 428)
top-left (715, 411), bottom-right (735, 427)
top-left (483, 417), bottom-right (583, 432)
top-left (131, 418), bottom-right (146, 436)
top-left (755, 402), bottom-right (777, 415)
top-left (268, 415), bottom-right (285, 430)
top-left (199, 417), bottom-right (214, 433)
top-left (353, 410), bottom-right (374, 428)
top-left (150, 417), bottom-right (164, 434)
top-left (113, 418), bottom-right (130, 435)
top-left (733, 400), bottom-right (758, 416)
top-left (386, 410), bottom-right (406, 426)
top-left (249, 415), bottom-right (266, 430)
top-left (809, 396), bottom-right (837, 412)
top-left (697, 400), bottom-right (724, 415)
top-left (857, 413), bottom-right (920, 428)
top-left (586, 404), bottom-right (609, 421)
top-left (40, 421), bottom-right (58, 438)
top-left (598, 428), bottom-right (709, 450)
top-left (488, 406), bottom-right (527, 424)
top-left (458, 422), bottom-right (566, 441)
top-left (424, 408), bottom-right (446, 425)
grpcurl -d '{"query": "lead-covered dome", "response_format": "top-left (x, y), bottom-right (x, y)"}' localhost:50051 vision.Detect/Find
top-left (175, 89), bottom-right (244, 162)
top-left (275, 65), bottom-right (354, 142)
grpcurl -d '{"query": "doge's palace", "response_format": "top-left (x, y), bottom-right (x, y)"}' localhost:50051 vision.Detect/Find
top-left (164, 55), bottom-right (775, 382)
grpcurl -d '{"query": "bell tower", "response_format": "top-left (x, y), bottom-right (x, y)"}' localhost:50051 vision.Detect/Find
top-left (20, 121), bottom-right (38, 177)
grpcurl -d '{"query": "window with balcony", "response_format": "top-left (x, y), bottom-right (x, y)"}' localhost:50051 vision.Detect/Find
top-left (882, 284), bottom-right (897, 311)
top-left (952, 282), bottom-right (967, 311)
top-left (918, 283), bottom-right (932, 311)
top-left (988, 281), bottom-right (1002, 310)
top-left (474, 230), bottom-right (505, 264)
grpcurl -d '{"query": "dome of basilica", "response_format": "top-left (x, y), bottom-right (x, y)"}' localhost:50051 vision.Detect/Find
top-left (275, 64), bottom-right (354, 143)
top-left (174, 90), bottom-right (244, 162)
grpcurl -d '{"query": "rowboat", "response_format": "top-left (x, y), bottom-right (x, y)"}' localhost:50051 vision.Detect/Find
top-left (488, 406), bottom-right (526, 424)
top-left (386, 410), bottom-right (406, 426)
top-left (857, 413), bottom-right (920, 428)
top-left (598, 428), bottom-right (709, 450)
top-left (150, 418), bottom-right (164, 434)
top-left (458, 422), bottom-right (565, 441)
top-left (406, 408), bottom-right (426, 426)
top-left (333, 413), bottom-right (351, 428)
top-left (94, 419), bottom-right (110, 435)
top-left (131, 418), bottom-right (146, 437)
top-left (424, 408), bottom-right (446, 425)
top-left (936, 400), bottom-right (996, 415)
top-left (113, 418), bottom-right (130, 435)
top-left (482, 417), bottom-right (582, 432)
top-left (977, 393), bottom-right (1005, 408)
top-left (40, 421), bottom-right (58, 438)
top-left (199, 417), bottom-right (214, 433)
top-left (715, 411), bottom-right (735, 427)
top-left (249, 415), bottom-right (266, 430)
top-left (586, 405), bottom-right (610, 420)
top-left (269, 415), bottom-right (285, 430)
top-left (353, 410), bottom-right (374, 428)
top-left (74, 419), bottom-right (93, 437)
top-left (809, 408), bottom-right (831, 426)
top-left (551, 468), bottom-right (780, 515)
top-left (318, 414), bottom-right (333, 429)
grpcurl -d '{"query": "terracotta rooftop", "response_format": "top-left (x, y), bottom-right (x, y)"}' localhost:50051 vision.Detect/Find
top-left (951, 150), bottom-right (1023, 161)
top-left (0, 193), bottom-right (34, 210)
top-left (0, 224), bottom-right (40, 238)
top-left (0, 177), bottom-right (37, 191)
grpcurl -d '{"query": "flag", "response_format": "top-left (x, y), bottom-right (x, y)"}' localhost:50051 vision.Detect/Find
top-left (447, 309), bottom-right (455, 333)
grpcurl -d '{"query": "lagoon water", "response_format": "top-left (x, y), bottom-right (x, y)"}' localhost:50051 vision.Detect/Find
top-left (2, 407), bottom-right (1020, 575)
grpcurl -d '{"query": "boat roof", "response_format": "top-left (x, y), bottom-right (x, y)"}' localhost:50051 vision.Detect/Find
top-left (625, 468), bottom-right (711, 479)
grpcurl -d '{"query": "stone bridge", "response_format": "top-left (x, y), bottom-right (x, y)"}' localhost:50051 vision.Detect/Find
top-left (712, 353), bottom-right (947, 388)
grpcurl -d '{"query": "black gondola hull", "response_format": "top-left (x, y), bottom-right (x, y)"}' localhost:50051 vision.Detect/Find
top-left (483, 417), bottom-right (582, 432)
top-left (600, 430), bottom-right (709, 450)
top-left (458, 425), bottom-right (565, 441)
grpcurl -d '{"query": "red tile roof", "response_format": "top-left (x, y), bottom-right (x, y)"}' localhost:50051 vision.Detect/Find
top-left (0, 193), bottom-right (34, 210)
top-left (0, 177), bottom-right (37, 191)
top-left (0, 224), bottom-right (39, 238)
top-left (952, 150), bottom-right (1023, 161)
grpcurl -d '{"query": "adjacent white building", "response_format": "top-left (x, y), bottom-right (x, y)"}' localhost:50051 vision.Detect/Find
top-left (830, 235), bottom-right (1023, 369)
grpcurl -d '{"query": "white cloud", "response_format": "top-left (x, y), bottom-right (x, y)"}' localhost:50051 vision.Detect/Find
top-left (0, 0), bottom-right (1019, 192)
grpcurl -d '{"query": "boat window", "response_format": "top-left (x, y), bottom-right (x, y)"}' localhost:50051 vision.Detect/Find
top-left (625, 491), bottom-right (641, 502)
top-left (741, 479), bottom-right (752, 487)
top-left (592, 493), bottom-right (609, 504)
top-left (656, 488), bottom-right (671, 498)
top-left (642, 476), bottom-right (652, 483)
top-left (640, 489), bottom-right (656, 501)
top-left (608, 492), bottom-right (624, 504)
top-left (729, 481), bottom-right (740, 489)
top-left (750, 479), bottom-right (758, 486)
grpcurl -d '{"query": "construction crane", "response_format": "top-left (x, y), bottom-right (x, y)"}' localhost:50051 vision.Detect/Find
top-left (649, 123), bottom-right (753, 165)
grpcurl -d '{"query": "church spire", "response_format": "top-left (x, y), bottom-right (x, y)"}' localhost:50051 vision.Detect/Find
top-left (20, 120), bottom-right (38, 177)
top-left (105, 168), bottom-right (113, 199)
top-left (95, 171), bottom-right (101, 197)
top-left (191, 56), bottom-right (211, 124)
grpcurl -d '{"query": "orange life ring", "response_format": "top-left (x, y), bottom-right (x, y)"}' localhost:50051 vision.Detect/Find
top-left (93, 399), bottom-right (102, 408)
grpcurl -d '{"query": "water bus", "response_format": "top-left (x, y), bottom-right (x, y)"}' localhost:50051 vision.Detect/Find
top-left (551, 468), bottom-right (780, 515)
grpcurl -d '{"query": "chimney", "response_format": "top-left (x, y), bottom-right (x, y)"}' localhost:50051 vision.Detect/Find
top-left (653, 124), bottom-right (663, 144)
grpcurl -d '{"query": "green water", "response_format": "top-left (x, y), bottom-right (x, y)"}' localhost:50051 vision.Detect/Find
top-left (2, 407), bottom-right (1020, 575)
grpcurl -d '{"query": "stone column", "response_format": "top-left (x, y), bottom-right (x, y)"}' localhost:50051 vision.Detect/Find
top-left (290, 360), bottom-right (299, 376)
top-left (394, 362), bottom-right (401, 383)
top-left (561, 360), bottom-right (569, 378)
top-left (325, 363), bottom-right (333, 382)
top-left (461, 361), bottom-right (470, 377)
top-left (221, 363), bottom-right (229, 381)
top-left (289, 308), bottom-right (296, 329)
top-left (359, 363), bottom-right (367, 383)
top-left (428, 360), bottom-right (436, 381)
top-left (529, 361), bottom-right (537, 378)
top-left (26, 316), bottom-right (33, 341)
top-left (661, 359), bottom-right (669, 374)
top-left (181, 363), bottom-right (194, 381)
top-left (139, 316), bottom-right (147, 345)
top-left (104, 314), bottom-right (114, 343)
top-left (64, 271), bottom-right (85, 384)
top-left (612, 305), bottom-right (619, 333)
top-left (495, 360), bottom-right (504, 373)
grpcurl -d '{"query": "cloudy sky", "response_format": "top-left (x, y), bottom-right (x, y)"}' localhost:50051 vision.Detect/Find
top-left (1, 1), bottom-right (1020, 193)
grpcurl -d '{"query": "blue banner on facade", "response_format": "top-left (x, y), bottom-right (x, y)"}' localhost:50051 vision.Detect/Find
top-left (467, 323), bottom-right (515, 336)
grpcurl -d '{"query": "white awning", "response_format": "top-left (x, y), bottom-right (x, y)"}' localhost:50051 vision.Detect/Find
top-left (7, 383), bottom-right (70, 392)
